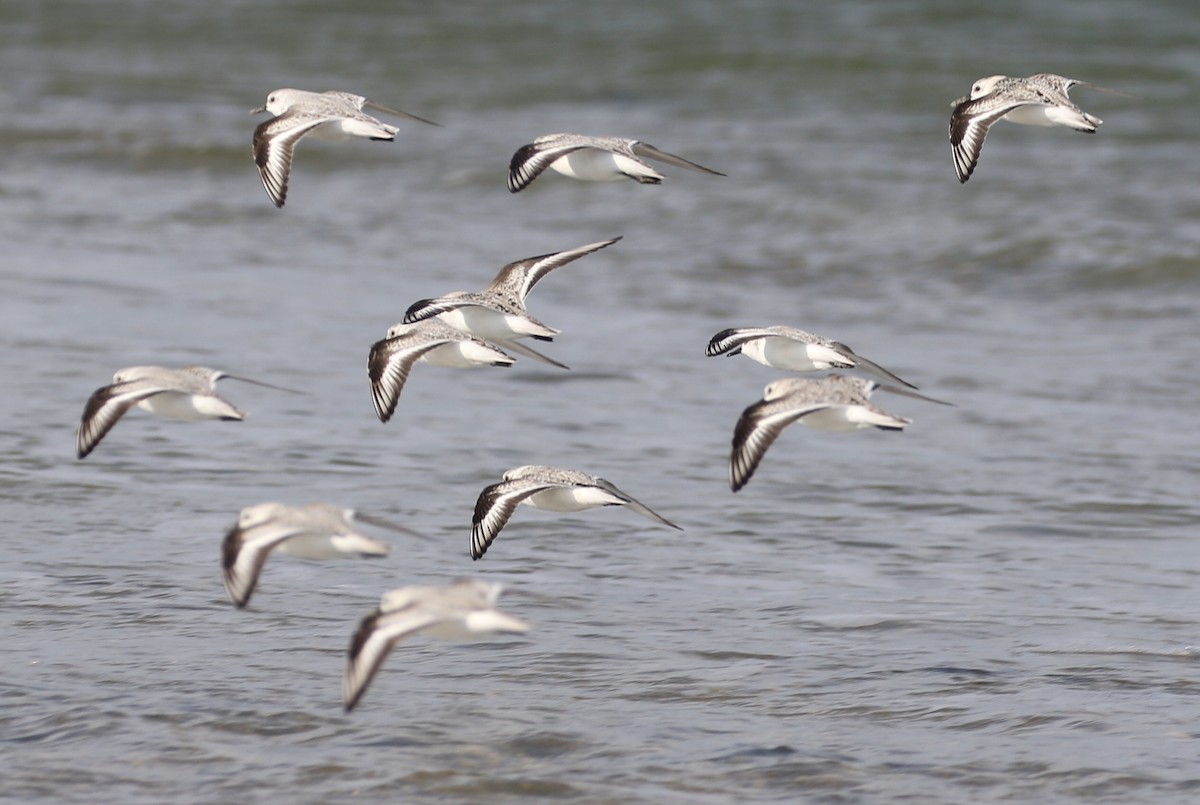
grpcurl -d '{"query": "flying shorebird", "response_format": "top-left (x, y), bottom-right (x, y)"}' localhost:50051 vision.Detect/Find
top-left (949, 73), bottom-right (1106, 183)
top-left (76, 365), bottom-right (296, 459)
top-left (343, 578), bottom-right (529, 712)
top-left (222, 502), bottom-right (420, 609)
top-left (507, 133), bottom-right (724, 192)
top-left (705, 325), bottom-right (918, 389)
top-left (470, 464), bottom-right (682, 560)
top-left (729, 375), bottom-right (953, 492)
top-left (368, 319), bottom-right (515, 423)
top-left (251, 88), bottom-right (437, 207)
top-left (402, 237), bottom-right (622, 370)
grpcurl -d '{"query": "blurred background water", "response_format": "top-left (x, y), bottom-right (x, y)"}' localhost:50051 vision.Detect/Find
top-left (2, 1), bottom-right (1198, 802)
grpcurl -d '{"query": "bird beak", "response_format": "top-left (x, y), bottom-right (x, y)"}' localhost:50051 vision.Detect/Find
top-left (250, 105), bottom-right (267, 115)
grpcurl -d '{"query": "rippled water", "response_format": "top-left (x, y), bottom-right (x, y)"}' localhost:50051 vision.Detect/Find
top-left (3, 1), bottom-right (1199, 802)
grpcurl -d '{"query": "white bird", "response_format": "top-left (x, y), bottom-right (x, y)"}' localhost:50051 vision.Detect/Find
top-left (729, 375), bottom-right (952, 492)
top-left (508, 133), bottom-right (724, 192)
top-left (368, 319), bottom-right (515, 423)
top-left (343, 578), bottom-right (529, 712)
top-left (949, 73), bottom-right (1105, 183)
top-left (76, 365), bottom-right (295, 459)
top-left (222, 502), bottom-right (420, 609)
top-left (706, 326), bottom-right (918, 389)
top-left (471, 465), bottom-right (682, 560)
top-left (251, 88), bottom-right (437, 207)
top-left (402, 237), bottom-right (621, 370)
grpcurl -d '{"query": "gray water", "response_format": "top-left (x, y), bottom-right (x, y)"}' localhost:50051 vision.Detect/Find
top-left (2, 1), bottom-right (1199, 802)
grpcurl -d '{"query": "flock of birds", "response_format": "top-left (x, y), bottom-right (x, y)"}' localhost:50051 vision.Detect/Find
top-left (74, 74), bottom-right (1112, 710)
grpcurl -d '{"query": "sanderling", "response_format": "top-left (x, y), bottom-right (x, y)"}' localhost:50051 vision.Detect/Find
top-left (403, 237), bottom-right (622, 370)
top-left (471, 464), bottom-right (682, 560)
top-left (729, 375), bottom-right (952, 492)
top-left (343, 578), bottom-right (529, 711)
top-left (706, 326), bottom-right (918, 389)
top-left (76, 365), bottom-right (295, 459)
top-left (252, 88), bottom-right (436, 207)
top-left (507, 133), bottom-right (724, 192)
top-left (949, 73), bottom-right (1104, 183)
top-left (222, 502), bottom-right (421, 609)
top-left (368, 319), bottom-right (515, 423)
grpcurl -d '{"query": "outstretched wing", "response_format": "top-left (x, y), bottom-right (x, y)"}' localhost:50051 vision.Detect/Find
top-left (343, 605), bottom-right (439, 711)
top-left (705, 327), bottom-right (777, 357)
top-left (949, 99), bottom-right (1023, 183)
top-left (253, 112), bottom-right (332, 207)
top-left (487, 237), bottom-right (622, 301)
top-left (402, 295), bottom-right (480, 324)
top-left (592, 479), bottom-right (682, 530)
top-left (631, 141), bottom-right (725, 176)
top-left (221, 522), bottom-right (305, 608)
top-left (729, 400), bottom-right (831, 492)
top-left (367, 335), bottom-right (452, 423)
top-left (507, 141), bottom-right (588, 193)
top-left (470, 479), bottom-right (548, 560)
top-left (76, 379), bottom-right (171, 459)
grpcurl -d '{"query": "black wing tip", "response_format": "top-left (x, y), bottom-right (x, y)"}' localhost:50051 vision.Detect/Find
top-left (509, 143), bottom-right (539, 170)
top-left (402, 299), bottom-right (433, 323)
top-left (507, 143), bottom-right (542, 193)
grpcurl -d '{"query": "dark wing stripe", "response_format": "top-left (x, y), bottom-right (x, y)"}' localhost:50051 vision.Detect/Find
top-left (490, 237), bottom-right (621, 300)
top-left (76, 382), bottom-right (163, 458)
top-left (367, 338), bottom-right (445, 423)
top-left (705, 328), bottom-right (769, 357)
top-left (343, 608), bottom-right (436, 712)
top-left (402, 296), bottom-right (473, 324)
top-left (470, 482), bottom-right (544, 560)
top-left (253, 115), bottom-right (327, 208)
top-left (950, 103), bottom-right (1017, 183)
top-left (507, 143), bottom-right (586, 193)
top-left (729, 406), bottom-right (814, 492)
top-left (222, 527), bottom-right (303, 608)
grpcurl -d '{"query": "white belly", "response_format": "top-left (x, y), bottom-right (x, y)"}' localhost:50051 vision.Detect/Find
top-left (801, 405), bottom-right (907, 432)
top-left (549, 150), bottom-right (662, 183)
top-left (437, 308), bottom-right (554, 341)
top-left (1004, 105), bottom-right (1064, 127)
top-left (747, 338), bottom-right (848, 372)
top-left (523, 486), bottom-right (624, 512)
top-left (138, 392), bottom-right (241, 421)
top-left (421, 340), bottom-right (509, 368)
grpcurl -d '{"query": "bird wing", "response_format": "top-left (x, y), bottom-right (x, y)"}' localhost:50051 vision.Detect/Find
top-left (76, 379), bottom-right (174, 459)
top-left (631, 141), bottom-right (725, 175)
top-left (220, 521), bottom-right (306, 608)
top-left (343, 605), bottom-right (441, 711)
top-left (729, 400), bottom-right (833, 492)
top-left (949, 98), bottom-right (1027, 183)
top-left (367, 334), bottom-right (455, 423)
top-left (487, 237), bottom-right (622, 301)
top-left (592, 478), bottom-right (682, 530)
top-left (470, 479), bottom-right (549, 560)
top-left (829, 342), bottom-right (918, 389)
top-left (252, 112), bottom-right (334, 207)
top-left (402, 295), bottom-right (482, 324)
top-left (704, 327), bottom-right (779, 357)
top-left (507, 141), bottom-right (589, 193)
